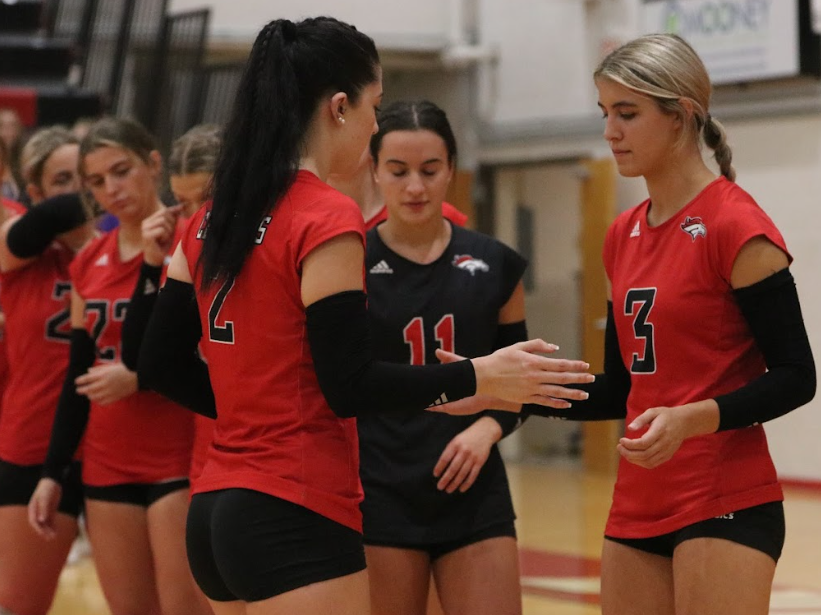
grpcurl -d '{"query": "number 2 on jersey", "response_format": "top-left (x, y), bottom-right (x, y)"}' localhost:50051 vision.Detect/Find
top-left (403, 315), bottom-right (455, 365)
top-left (624, 288), bottom-right (656, 374)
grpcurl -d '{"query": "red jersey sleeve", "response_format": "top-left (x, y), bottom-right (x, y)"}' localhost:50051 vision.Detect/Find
top-left (442, 202), bottom-right (468, 227)
top-left (292, 194), bottom-right (366, 270)
top-left (710, 187), bottom-right (791, 284)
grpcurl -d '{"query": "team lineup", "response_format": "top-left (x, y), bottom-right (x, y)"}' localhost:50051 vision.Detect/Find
top-left (0, 13), bottom-right (815, 615)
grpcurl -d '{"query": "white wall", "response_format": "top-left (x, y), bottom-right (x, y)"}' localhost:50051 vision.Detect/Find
top-left (494, 164), bottom-right (584, 458)
top-left (721, 115), bottom-right (821, 481)
top-left (478, 0), bottom-right (592, 124)
top-left (168, 0), bottom-right (452, 47)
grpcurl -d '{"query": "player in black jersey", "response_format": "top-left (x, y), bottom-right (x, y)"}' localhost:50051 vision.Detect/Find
top-left (360, 100), bottom-right (525, 615)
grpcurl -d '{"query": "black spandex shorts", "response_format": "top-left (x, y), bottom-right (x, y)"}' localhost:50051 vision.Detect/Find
top-left (0, 458), bottom-right (83, 517)
top-left (84, 478), bottom-right (190, 507)
top-left (364, 521), bottom-right (517, 561)
top-left (186, 488), bottom-right (366, 603)
top-left (605, 501), bottom-right (785, 563)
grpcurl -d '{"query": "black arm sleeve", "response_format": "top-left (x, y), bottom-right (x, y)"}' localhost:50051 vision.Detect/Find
top-left (6, 193), bottom-right (87, 258)
top-left (715, 269), bottom-right (816, 430)
top-left (42, 329), bottom-right (96, 483)
top-left (524, 301), bottom-right (630, 421)
top-left (483, 321), bottom-right (529, 437)
top-left (306, 291), bottom-right (477, 419)
top-left (121, 263), bottom-right (162, 372)
top-left (138, 278), bottom-right (217, 418)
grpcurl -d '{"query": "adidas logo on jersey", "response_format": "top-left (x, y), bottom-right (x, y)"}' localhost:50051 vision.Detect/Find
top-left (630, 221), bottom-right (641, 238)
top-left (428, 392), bottom-right (449, 407)
top-left (143, 279), bottom-right (158, 295)
top-left (94, 254), bottom-right (109, 266)
top-left (452, 255), bottom-right (489, 275)
top-left (370, 260), bottom-right (393, 274)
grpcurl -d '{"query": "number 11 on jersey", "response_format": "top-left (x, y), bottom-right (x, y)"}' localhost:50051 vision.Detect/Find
top-left (403, 315), bottom-right (455, 366)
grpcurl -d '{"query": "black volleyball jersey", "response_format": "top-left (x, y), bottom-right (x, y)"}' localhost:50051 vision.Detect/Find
top-left (359, 222), bottom-right (527, 543)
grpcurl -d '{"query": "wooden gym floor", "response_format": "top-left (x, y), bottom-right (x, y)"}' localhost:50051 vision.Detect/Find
top-left (49, 462), bottom-right (821, 614)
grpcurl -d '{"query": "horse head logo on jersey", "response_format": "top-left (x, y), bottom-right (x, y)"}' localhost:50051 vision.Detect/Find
top-left (680, 216), bottom-right (707, 242)
top-left (452, 255), bottom-right (490, 276)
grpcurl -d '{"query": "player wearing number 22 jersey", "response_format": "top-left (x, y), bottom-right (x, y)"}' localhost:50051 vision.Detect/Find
top-left (0, 198), bottom-right (70, 467)
top-left (69, 227), bottom-right (194, 487)
top-left (359, 222), bottom-right (527, 545)
top-left (603, 177), bottom-right (789, 539)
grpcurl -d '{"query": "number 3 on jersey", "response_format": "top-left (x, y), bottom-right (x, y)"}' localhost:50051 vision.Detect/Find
top-left (403, 315), bottom-right (455, 365)
top-left (624, 288), bottom-right (656, 374)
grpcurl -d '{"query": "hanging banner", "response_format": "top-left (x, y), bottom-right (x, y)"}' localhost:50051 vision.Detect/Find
top-left (641, 0), bottom-right (820, 84)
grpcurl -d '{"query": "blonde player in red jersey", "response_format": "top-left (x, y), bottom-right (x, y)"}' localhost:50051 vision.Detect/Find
top-left (437, 33), bottom-right (815, 615)
top-left (0, 127), bottom-right (93, 615)
top-left (120, 124), bottom-right (222, 486)
top-left (28, 118), bottom-right (209, 615)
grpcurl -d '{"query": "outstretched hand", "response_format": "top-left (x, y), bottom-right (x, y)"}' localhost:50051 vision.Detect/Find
top-left (444, 340), bottom-right (594, 408)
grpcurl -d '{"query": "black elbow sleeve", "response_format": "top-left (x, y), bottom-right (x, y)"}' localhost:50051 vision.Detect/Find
top-left (306, 291), bottom-right (476, 419)
top-left (7, 193), bottom-right (87, 258)
top-left (43, 328), bottom-right (96, 483)
top-left (524, 302), bottom-right (629, 421)
top-left (121, 263), bottom-right (162, 371)
top-left (716, 269), bottom-right (816, 430)
top-left (138, 278), bottom-right (217, 419)
top-left (484, 321), bottom-right (529, 437)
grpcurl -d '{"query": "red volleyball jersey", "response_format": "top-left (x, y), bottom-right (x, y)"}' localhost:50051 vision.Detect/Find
top-left (70, 227), bottom-right (194, 486)
top-left (0, 198), bottom-right (29, 426)
top-left (182, 170), bottom-right (366, 532)
top-left (603, 177), bottom-right (787, 538)
top-left (0, 243), bottom-right (74, 464)
top-left (364, 201), bottom-right (468, 231)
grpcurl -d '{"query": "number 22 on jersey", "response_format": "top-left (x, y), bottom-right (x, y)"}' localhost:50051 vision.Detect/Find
top-left (403, 315), bottom-right (455, 366)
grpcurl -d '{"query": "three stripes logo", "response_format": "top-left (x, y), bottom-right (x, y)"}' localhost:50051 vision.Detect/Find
top-left (428, 392), bottom-right (449, 407)
top-left (369, 260), bottom-right (394, 274)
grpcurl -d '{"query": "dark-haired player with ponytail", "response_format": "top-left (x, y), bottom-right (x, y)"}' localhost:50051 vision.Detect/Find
top-left (137, 16), bottom-right (593, 615)
top-left (436, 34), bottom-right (816, 615)
top-left (359, 100), bottom-right (525, 615)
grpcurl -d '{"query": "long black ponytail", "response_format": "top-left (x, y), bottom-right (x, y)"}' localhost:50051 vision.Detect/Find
top-left (200, 16), bottom-right (379, 286)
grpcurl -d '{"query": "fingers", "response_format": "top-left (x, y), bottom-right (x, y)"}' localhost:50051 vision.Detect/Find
top-left (627, 407), bottom-right (658, 432)
top-left (433, 444), bottom-right (456, 477)
top-left (617, 442), bottom-right (670, 469)
top-left (28, 494), bottom-right (56, 540)
top-left (528, 355), bottom-right (594, 379)
top-left (436, 450), bottom-right (473, 493)
top-left (512, 339), bottom-right (560, 354)
top-left (435, 348), bottom-right (467, 364)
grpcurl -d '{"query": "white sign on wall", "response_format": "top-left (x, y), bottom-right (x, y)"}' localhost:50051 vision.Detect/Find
top-left (641, 0), bottom-right (806, 84)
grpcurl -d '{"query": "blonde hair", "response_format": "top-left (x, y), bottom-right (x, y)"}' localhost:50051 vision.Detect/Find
top-left (168, 124), bottom-right (221, 176)
top-left (594, 33), bottom-right (735, 181)
top-left (20, 126), bottom-right (79, 188)
top-left (79, 117), bottom-right (157, 176)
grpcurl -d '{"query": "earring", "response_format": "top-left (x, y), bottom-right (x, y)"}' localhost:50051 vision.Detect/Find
top-left (338, 116), bottom-right (346, 124)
